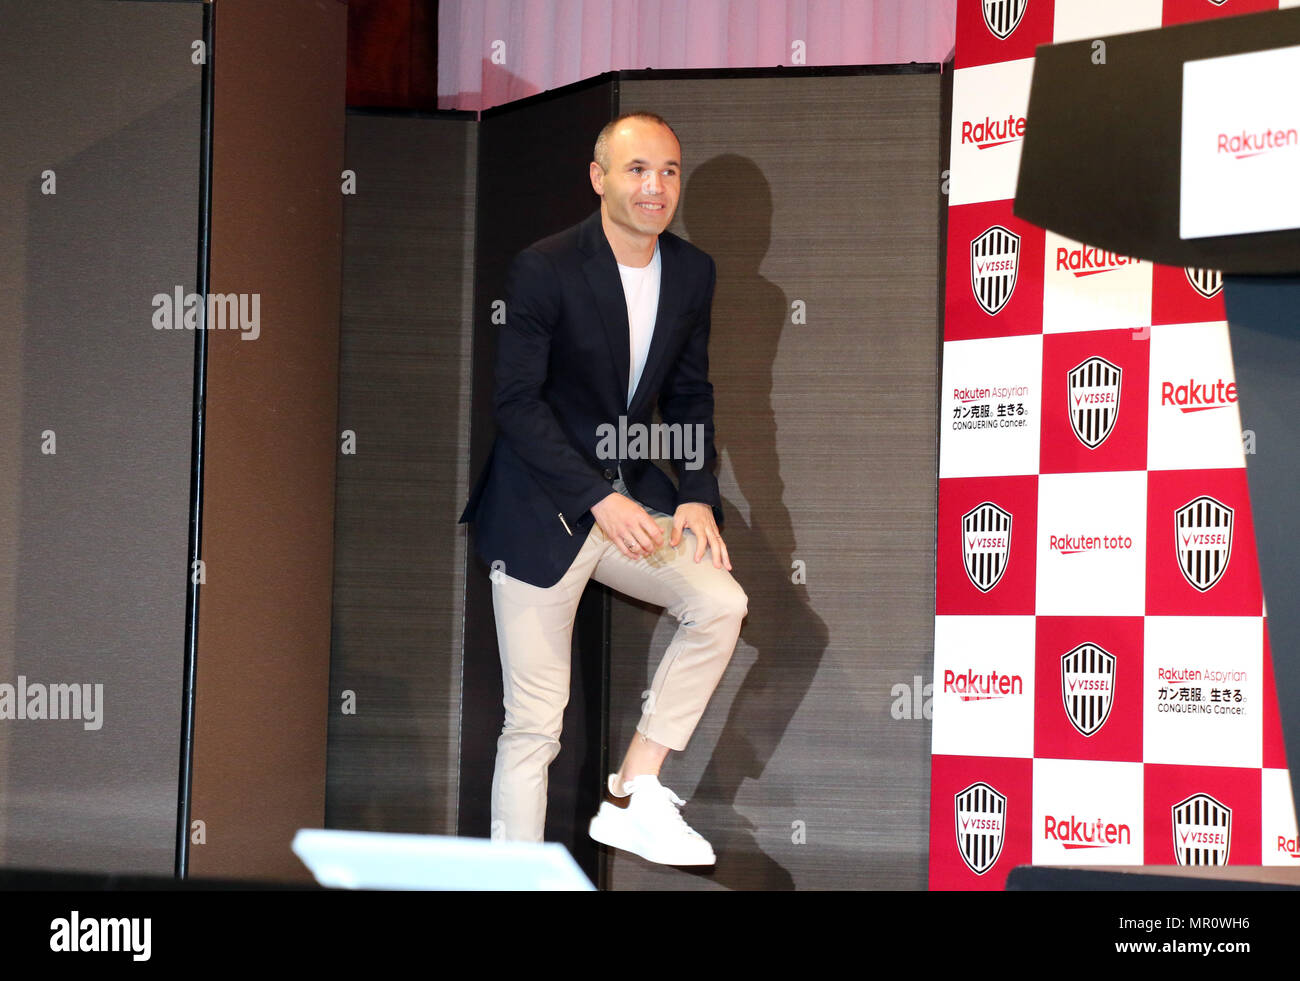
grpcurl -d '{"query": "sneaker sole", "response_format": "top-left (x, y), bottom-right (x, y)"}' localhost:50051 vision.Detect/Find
top-left (588, 813), bottom-right (716, 866)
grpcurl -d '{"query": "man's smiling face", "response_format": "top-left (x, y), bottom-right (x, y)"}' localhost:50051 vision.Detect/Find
top-left (591, 117), bottom-right (681, 242)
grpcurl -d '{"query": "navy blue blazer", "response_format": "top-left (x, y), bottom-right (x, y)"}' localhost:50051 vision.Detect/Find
top-left (458, 208), bottom-right (723, 588)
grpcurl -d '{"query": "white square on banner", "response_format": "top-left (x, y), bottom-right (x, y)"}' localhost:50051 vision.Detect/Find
top-left (1181, 44), bottom-right (1300, 239)
top-left (1036, 470), bottom-right (1147, 616)
top-left (1147, 322), bottom-right (1247, 472)
top-left (1032, 758), bottom-right (1144, 865)
top-left (1042, 231), bottom-right (1153, 335)
top-left (1143, 616), bottom-right (1263, 768)
top-left (949, 58), bottom-right (1035, 207)
top-left (1052, 0), bottom-right (1162, 46)
top-left (931, 615), bottom-right (1036, 759)
top-left (940, 334), bottom-right (1043, 478)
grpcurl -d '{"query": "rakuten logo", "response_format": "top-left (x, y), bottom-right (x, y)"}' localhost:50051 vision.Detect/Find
top-left (1055, 246), bottom-right (1140, 277)
top-left (1160, 378), bottom-right (1237, 413)
top-left (953, 384), bottom-right (1030, 403)
top-left (1044, 815), bottom-right (1132, 848)
top-left (1048, 534), bottom-right (1133, 555)
top-left (1217, 126), bottom-right (1298, 158)
top-left (1277, 835), bottom-right (1300, 859)
top-left (961, 114), bottom-right (1026, 149)
top-left (943, 669), bottom-right (1023, 701)
top-left (1157, 668), bottom-right (1248, 684)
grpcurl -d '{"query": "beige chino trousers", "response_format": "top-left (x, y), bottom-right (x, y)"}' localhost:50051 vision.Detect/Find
top-left (489, 476), bottom-right (748, 842)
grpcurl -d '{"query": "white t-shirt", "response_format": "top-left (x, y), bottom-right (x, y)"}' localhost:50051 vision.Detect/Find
top-left (616, 240), bottom-right (661, 409)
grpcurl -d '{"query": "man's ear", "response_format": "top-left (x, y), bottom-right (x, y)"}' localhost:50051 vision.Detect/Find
top-left (589, 161), bottom-right (605, 196)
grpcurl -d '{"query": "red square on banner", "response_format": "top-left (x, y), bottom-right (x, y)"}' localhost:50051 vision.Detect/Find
top-left (1035, 617), bottom-right (1144, 762)
top-left (1040, 330), bottom-right (1150, 473)
top-left (955, 0), bottom-right (1056, 70)
top-left (1263, 622), bottom-right (1288, 770)
top-left (1146, 469), bottom-right (1262, 615)
top-left (1162, 0), bottom-right (1278, 27)
top-left (1144, 764), bottom-right (1261, 865)
top-left (945, 200), bottom-right (1045, 342)
top-left (937, 475), bottom-right (1038, 614)
top-left (929, 754), bottom-right (1034, 890)
top-left (1152, 263), bottom-right (1226, 326)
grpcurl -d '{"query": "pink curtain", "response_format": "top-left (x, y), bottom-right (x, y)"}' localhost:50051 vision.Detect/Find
top-left (439, 0), bottom-right (957, 111)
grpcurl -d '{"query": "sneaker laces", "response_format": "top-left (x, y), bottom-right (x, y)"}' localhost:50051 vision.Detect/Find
top-left (626, 776), bottom-right (700, 837)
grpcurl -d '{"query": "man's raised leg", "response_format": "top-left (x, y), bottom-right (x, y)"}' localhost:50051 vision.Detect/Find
top-left (585, 502), bottom-right (747, 864)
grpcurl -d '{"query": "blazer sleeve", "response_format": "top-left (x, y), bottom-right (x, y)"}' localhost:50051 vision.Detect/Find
top-left (494, 247), bottom-right (614, 521)
top-left (657, 255), bottom-right (724, 526)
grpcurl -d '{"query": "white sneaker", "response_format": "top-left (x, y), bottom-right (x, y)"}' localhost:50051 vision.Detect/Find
top-left (588, 773), bottom-right (716, 866)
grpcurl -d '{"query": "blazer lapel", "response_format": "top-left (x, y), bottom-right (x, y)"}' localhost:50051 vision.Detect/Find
top-left (578, 209), bottom-right (684, 415)
top-left (580, 212), bottom-right (632, 409)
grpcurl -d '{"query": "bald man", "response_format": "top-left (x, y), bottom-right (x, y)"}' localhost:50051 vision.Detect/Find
top-left (459, 113), bottom-right (746, 866)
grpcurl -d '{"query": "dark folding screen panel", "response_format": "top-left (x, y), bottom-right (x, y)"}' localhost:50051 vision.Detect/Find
top-left (607, 70), bottom-right (943, 890)
top-left (0, 0), bottom-right (204, 873)
top-left (327, 110), bottom-right (477, 838)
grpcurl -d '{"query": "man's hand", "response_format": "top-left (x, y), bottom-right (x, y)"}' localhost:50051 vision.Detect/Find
top-left (671, 502), bottom-right (731, 570)
top-left (591, 492), bottom-right (664, 560)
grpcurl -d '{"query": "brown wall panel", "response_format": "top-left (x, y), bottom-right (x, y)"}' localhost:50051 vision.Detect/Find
top-left (190, 0), bottom-right (348, 881)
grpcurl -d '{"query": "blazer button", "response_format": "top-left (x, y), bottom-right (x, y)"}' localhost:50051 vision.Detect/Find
top-left (602, 468), bottom-right (615, 480)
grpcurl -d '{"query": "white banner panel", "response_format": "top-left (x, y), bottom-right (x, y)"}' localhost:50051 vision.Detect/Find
top-left (1181, 44), bottom-right (1300, 238)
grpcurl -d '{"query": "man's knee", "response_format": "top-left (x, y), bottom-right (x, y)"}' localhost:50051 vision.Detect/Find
top-left (685, 579), bottom-right (748, 629)
top-left (497, 721), bottom-right (564, 767)
top-left (500, 699), bottom-right (566, 745)
top-left (722, 581), bottom-right (749, 622)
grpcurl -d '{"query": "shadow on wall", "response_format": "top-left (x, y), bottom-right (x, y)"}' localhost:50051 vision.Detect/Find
top-left (623, 154), bottom-right (832, 890)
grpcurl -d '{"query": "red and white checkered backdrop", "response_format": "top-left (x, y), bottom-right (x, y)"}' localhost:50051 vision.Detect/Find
top-left (929, 0), bottom-right (1300, 889)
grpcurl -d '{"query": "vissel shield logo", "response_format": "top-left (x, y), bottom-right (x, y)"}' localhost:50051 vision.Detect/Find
top-left (1172, 793), bottom-right (1231, 866)
top-left (1067, 356), bottom-right (1122, 449)
top-left (981, 0), bottom-right (1028, 40)
top-left (1060, 643), bottom-right (1115, 737)
top-left (1184, 267), bottom-right (1223, 299)
top-left (1175, 496), bottom-right (1234, 592)
top-left (971, 225), bottom-right (1020, 316)
top-left (963, 502), bottom-right (1012, 592)
top-left (955, 782), bottom-right (1007, 875)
